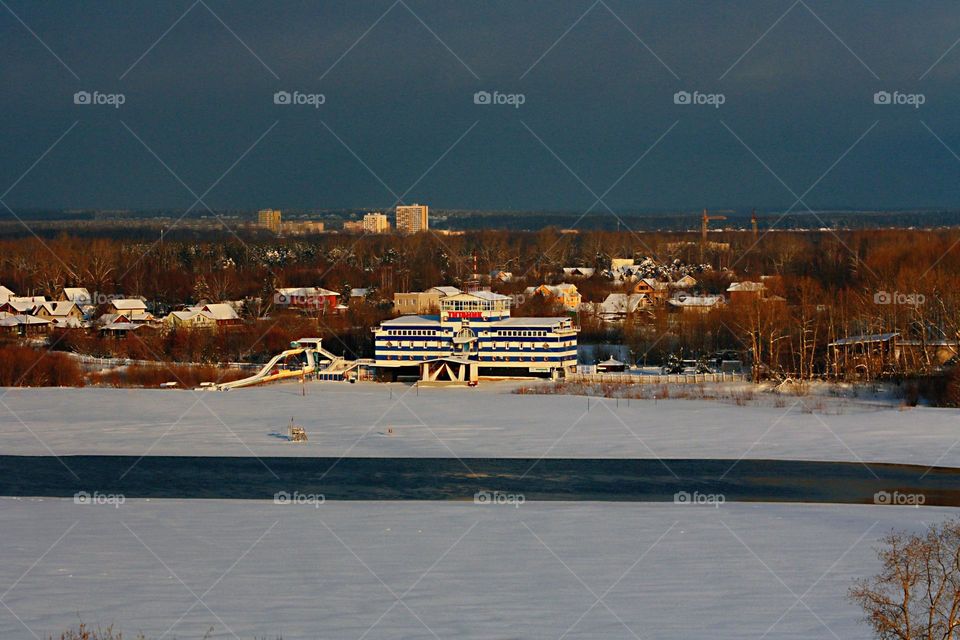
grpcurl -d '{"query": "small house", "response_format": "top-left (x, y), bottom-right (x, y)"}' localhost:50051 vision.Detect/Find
top-left (596, 356), bottom-right (627, 372)
top-left (33, 301), bottom-right (85, 327)
top-left (829, 333), bottom-right (901, 380)
top-left (59, 287), bottom-right (92, 305)
top-left (0, 312), bottom-right (51, 336)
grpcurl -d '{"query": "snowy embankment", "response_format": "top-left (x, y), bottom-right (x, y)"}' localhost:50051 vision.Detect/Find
top-left (1, 382), bottom-right (958, 466)
top-left (0, 498), bottom-right (947, 640)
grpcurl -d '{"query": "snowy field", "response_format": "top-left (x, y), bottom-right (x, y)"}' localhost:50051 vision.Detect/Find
top-left (1, 382), bottom-right (959, 466)
top-left (0, 498), bottom-right (948, 640)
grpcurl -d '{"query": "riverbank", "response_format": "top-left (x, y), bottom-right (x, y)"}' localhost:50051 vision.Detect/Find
top-left (1, 382), bottom-right (957, 466)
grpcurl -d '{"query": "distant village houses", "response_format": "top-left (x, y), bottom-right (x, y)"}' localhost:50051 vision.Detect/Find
top-left (524, 283), bottom-right (582, 312)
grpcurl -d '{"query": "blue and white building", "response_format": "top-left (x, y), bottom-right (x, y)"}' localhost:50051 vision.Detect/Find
top-left (373, 291), bottom-right (578, 380)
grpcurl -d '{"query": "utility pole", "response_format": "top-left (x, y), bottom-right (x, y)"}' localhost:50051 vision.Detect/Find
top-left (751, 209), bottom-right (759, 242)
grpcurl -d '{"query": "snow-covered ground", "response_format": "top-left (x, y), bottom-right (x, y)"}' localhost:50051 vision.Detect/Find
top-left (1, 382), bottom-right (958, 466)
top-left (0, 498), bottom-right (947, 639)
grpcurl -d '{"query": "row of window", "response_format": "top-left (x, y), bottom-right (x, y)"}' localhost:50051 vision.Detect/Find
top-left (380, 342), bottom-right (575, 350)
top-left (491, 330), bottom-right (549, 337)
top-left (385, 329), bottom-right (439, 336)
top-left (383, 329), bottom-right (556, 338)
top-left (442, 300), bottom-right (508, 311)
top-left (380, 354), bottom-right (569, 363)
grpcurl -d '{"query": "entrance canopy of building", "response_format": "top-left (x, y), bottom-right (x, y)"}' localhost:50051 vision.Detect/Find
top-left (419, 356), bottom-right (479, 383)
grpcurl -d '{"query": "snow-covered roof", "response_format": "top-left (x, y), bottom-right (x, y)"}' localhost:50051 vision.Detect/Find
top-left (276, 286), bottom-right (339, 297)
top-left (167, 309), bottom-right (216, 323)
top-left (638, 278), bottom-right (668, 290)
top-left (100, 322), bottom-right (141, 331)
top-left (0, 285), bottom-right (14, 302)
top-left (727, 281), bottom-right (765, 292)
top-left (829, 332), bottom-right (899, 346)
top-left (36, 301), bottom-right (77, 317)
top-left (191, 303), bottom-right (239, 321)
top-left (0, 314), bottom-right (50, 327)
top-left (427, 286), bottom-right (461, 297)
top-left (350, 288), bottom-right (369, 297)
top-left (536, 283), bottom-right (578, 296)
top-left (98, 313), bottom-right (130, 325)
top-left (50, 316), bottom-right (85, 328)
top-left (672, 275), bottom-right (697, 287)
top-left (62, 287), bottom-right (91, 303)
top-left (110, 298), bottom-right (148, 311)
top-left (668, 295), bottom-right (724, 307)
top-left (599, 293), bottom-right (648, 315)
top-left (562, 267), bottom-right (596, 277)
top-left (381, 315), bottom-right (441, 326)
top-left (598, 356), bottom-right (624, 365)
top-left (2, 299), bottom-right (39, 313)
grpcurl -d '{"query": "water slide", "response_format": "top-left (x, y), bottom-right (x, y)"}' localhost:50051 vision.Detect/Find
top-left (213, 347), bottom-right (318, 390)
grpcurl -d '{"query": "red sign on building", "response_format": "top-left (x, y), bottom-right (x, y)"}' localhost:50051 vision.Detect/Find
top-left (446, 311), bottom-right (482, 319)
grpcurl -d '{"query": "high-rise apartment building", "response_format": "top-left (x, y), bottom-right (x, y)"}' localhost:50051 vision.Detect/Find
top-left (395, 204), bottom-right (428, 234)
top-left (362, 212), bottom-right (390, 233)
top-left (257, 209), bottom-right (282, 233)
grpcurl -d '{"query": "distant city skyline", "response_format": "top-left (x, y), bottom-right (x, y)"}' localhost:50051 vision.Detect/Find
top-left (3, 2), bottom-right (960, 215)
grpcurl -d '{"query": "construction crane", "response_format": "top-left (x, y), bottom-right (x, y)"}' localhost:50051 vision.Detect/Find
top-left (700, 208), bottom-right (727, 262)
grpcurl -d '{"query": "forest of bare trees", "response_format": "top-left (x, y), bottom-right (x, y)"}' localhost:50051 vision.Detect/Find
top-left (4, 226), bottom-right (960, 382)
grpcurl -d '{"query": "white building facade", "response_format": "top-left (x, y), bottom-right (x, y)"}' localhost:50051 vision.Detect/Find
top-left (373, 291), bottom-right (577, 377)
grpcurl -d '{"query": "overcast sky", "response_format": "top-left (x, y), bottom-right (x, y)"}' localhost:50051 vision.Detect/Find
top-left (2, 1), bottom-right (960, 213)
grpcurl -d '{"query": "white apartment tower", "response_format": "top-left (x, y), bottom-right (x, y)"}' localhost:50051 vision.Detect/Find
top-left (362, 212), bottom-right (390, 233)
top-left (396, 204), bottom-right (429, 234)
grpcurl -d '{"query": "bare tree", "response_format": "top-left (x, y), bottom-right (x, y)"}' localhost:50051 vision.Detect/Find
top-left (850, 518), bottom-right (960, 640)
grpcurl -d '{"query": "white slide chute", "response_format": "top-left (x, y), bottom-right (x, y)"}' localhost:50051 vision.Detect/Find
top-left (210, 338), bottom-right (344, 390)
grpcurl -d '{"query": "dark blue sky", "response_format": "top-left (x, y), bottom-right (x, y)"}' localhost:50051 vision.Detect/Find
top-left (2, 1), bottom-right (960, 213)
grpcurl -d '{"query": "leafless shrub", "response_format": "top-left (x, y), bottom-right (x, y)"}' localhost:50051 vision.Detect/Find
top-left (88, 364), bottom-right (246, 388)
top-left (850, 518), bottom-right (960, 640)
top-left (0, 345), bottom-right (84, 387)
top-left (50, 624), bottom-right (231, 639)
top-left (49, 623), bottom-right (145, 640)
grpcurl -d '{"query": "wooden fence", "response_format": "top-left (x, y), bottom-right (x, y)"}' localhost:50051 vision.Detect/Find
top-left (68, 354), bottom-right (259, 370)
top-left (566, 372), bottom-right (748, 385)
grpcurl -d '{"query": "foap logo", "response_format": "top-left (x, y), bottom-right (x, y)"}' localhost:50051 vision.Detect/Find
top-left (873, 90), bottom-right (925, 109)
top-left (673, 490), bottom-right (725, 507)
top-left (874, 290), bottom-right (925, 306)
top-left (673, 90), bottom-right (725, 109)
top-left (509, 293), bottom-right (526, 307)
top-left (73, 90), bottom-right (126, 109)
top-left (273, 490), bottom-right (325, 507)
top-left (273, 292), bottom-right (324, 307)
top-left (90, 292), bottom-right (133, 305)
top-left (473, 90), bottom-right (526, 109)
top-left (74, 491), bottom-right (125, 508)
top-left (474, 490), bottom-right (525, 507)
top-left (874, 490), bottom-right (926, 506)
top-left (273, 90), bottom-right (326, 109)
